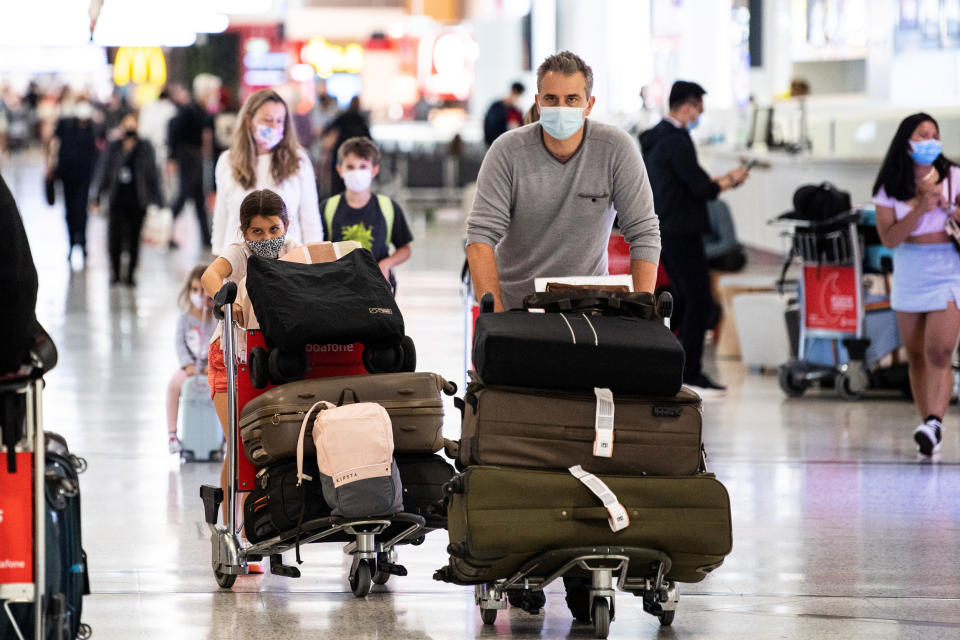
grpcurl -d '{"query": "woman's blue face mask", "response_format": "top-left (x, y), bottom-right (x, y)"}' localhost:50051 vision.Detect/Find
top-left (910, 138), bottom-right (942, 166)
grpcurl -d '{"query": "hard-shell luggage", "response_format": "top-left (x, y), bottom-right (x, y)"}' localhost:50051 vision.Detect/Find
top-left (472, 310), bottom-right (684, 396)
top-left (296, 401), bottom-right (403, 518)
top-left (243, 459), bottom-right (329, 544)
top-left (442, 466), bottom-right (731, 585)
top-left (459, 382), bottom-right (703, 476)
top-left (178, 375), bottom-right (224, 461)
top-left (0, 436), bottom-right (91, 640)
top-left (240, 372), bottom-right (455, 467)
top-left (395, 454), bottom-right (455, 529)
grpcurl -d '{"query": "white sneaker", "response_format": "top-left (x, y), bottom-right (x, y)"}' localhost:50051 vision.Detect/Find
top-left (913, 419), bottom-right (942, 457)
top-left (169, 434), bottom-right (183, 455)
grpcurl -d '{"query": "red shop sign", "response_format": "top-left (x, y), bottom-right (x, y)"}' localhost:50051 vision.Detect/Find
top-left (803, 265), bottom-right (859, 333)
top-left (0, 453), bottom-right (34, 584)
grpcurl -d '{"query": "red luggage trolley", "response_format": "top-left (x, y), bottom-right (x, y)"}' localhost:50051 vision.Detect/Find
top-left (200, 283), bottom-right (426, 597)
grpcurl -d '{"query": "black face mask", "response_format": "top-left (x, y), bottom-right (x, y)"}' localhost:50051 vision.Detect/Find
top-left (123, 129), bottom-right (137, 139)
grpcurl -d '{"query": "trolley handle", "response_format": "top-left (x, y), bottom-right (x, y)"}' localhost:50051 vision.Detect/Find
top-left (213, 282), bottom-right (238, 320)
top-left (769, 207), bottom-right (863, 229)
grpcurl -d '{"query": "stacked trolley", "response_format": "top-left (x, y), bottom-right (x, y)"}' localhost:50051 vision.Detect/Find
top-left (773, 206), bottom-right (904, 399)
top-left (436, 289), bottom-right (733, 638)
top-left (200, 248), bottom-right (456, 597)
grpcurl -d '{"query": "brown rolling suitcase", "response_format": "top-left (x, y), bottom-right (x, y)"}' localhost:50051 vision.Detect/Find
top-left (459, 381), bottom-right (702, 476)
top-left (440, 466), bottom-right (731, 585)
top-left (239, 372), bottom-right (456, 467)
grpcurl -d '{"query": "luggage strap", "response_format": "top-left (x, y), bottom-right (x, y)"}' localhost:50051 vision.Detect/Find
top-left (568, 465), bottom-right (629, 532)
top-left (593, 388), bottom-right (615, 458)
top-left (296, 400), bottom-right (332, 485)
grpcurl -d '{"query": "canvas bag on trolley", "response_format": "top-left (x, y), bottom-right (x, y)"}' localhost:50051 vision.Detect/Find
top-left (295, 400), bottom-right (403, 518)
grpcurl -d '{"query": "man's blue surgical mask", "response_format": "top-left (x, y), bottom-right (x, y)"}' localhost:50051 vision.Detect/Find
top-left (539, 106), bottom-right (585, 141)
top-left (910, 139), bottom-right (942, 166)
top-left (687, 117), bottom-right (701, 131)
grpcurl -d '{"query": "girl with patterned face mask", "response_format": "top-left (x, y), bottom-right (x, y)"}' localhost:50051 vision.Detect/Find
top-left (200, 188), bottom-right (299, 530)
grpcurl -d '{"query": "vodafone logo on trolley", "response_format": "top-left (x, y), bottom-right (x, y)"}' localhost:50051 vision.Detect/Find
top-left (0, 453), bottom-right (34, 584)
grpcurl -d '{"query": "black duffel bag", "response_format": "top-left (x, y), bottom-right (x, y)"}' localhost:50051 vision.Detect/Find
top-left (246, 249), bottom-right (404, 352)
top-left (523, 289), bottom-right (660, 319)
top-left (791, 182), bottom-right (851, 221)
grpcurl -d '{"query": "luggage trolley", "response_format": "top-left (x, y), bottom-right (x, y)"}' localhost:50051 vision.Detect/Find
top-left (772, 208), bottom-right (904, 399)
top-left (199, 282), bottom-right (427, 597)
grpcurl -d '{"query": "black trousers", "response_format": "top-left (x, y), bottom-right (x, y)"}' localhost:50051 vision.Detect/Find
top-left (61, 174), bottom-right (91, 249)
top-left (109, 204), bottom-right (146, 280)
top-left (171, 151), bottom-right (211, 245)
top-left (660, 233), bottom-right (714, 382)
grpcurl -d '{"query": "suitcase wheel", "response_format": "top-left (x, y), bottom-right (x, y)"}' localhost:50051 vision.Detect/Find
top-left (268, 347), bottom-right (308, 385)
top-left (249, 346), bottom-right (269, 389)
top-left (480, 608), bottom-right (497, 625)
top-left (362, 341), bottom-right (404, 374)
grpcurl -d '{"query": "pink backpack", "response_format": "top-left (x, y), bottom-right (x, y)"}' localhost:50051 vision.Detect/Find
top-left (296, 400), bottom-right (403, 517)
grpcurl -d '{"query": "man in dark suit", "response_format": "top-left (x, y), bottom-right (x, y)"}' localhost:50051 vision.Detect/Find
top-left (639, 81), bottom-right (750, 397)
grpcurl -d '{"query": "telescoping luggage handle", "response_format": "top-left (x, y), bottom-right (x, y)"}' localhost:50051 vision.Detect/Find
top-left (568, 465), bottom-right (630, 532)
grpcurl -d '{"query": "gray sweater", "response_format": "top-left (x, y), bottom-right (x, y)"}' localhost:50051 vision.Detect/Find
top-left (466, 120), bottom-right (661, 310)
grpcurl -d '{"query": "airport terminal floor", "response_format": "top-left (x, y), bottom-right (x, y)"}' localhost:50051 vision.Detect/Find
top-left (5, 151), bottom-right (960, 639)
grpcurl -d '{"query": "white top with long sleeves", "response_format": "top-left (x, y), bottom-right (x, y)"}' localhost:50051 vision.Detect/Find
top-left (211, 149), bottom-right (324, 253)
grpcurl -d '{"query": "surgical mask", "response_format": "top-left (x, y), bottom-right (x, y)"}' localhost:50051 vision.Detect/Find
top-left (189, 292), bottom-right (205, 309)
top-left (254, 124), bottom-right (283, 150)
top-left (343, 169), bottom-right (373, 193)
top-left (538, 106), bottom-right (585, 140)
top-left (910, 139), bottom-right (942, 166)
top-left (687, 117), bottom-right (700, 131)
top-left (247, 235), bottom-right (286, 259)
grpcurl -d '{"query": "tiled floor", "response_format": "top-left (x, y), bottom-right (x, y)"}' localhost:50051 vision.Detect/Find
top-left (4, 151), bottom-right (960, 639)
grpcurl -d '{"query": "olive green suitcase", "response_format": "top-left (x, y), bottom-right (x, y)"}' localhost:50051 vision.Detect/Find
top-left (441, 466), bottom-right (731, 584)
top-left (459, 382), bottom-right (702, 476)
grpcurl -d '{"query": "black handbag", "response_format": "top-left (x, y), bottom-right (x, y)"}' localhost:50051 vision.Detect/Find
top-left (791, 182), bottom-right (851, 221)
top-left (245, 249), bottom-right (404, 352)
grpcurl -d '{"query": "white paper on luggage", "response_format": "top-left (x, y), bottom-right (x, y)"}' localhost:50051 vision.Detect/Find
top-left (593, 387), bottom-right (615, 457)
top-left (569, 465), bottom-right (630, 532)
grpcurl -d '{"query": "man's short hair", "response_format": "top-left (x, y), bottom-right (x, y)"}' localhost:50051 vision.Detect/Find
top-left (337, 136), bottom-right (381, 166)
top-left (536, 51), bottom-right (594, 98)
top-left (668, 81), bottom-right (706, 111)
top-left (510, 82), bottom-right (525, 95)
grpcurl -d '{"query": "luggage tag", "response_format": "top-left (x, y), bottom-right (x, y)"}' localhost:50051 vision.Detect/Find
top-left (569, 465), bottom-right (630, 532)
top-left (593, 387), bottom-right (614, 457)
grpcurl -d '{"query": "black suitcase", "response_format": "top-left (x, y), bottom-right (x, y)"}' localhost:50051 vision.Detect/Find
top-left (0, 436), bottom-right (91, 640)
top-left (472, 310), bottom-right (684, 396)
top-left (395, 454), bottom-right (455, 529)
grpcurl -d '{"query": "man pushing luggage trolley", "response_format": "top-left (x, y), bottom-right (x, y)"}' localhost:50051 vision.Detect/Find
top-left (462, 50), bottom-right (671, 623)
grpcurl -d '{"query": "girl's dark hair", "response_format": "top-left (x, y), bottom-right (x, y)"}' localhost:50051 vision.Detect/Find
top-left (239, 189), bottom-right (289, 232)
top-left (179, 264), bottom-right (208, 310)
top-left (873, 112), bottom-right (954, 201)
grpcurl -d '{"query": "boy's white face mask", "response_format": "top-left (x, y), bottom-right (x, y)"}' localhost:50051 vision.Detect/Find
top-left (343, 169), bottom-right (373, 193)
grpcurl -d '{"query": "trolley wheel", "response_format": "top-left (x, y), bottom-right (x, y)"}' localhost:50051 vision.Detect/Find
top-left (180, 450), bottom-right (195, 463)
top-left (480, 608), bottom-right (498, 625)
top-left (778, 365), bottom-right (809, 397)
top-left (350, 560), bottom-right (372, 597)
top-left (592, 598), bottom-right (610, 639)
top-left (658, 609), bottom-right (675, 626)
top-left (834, 370), bottom-right (863, 400)
top-left (214, 569), bottom-right (236, 589)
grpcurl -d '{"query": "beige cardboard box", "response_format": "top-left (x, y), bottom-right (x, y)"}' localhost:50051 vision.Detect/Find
top-left (238, 241), bottom-right (363, 330)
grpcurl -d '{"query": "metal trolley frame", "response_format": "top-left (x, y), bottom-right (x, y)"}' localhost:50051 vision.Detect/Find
top-left (199, 282), bottom-right (426, 597)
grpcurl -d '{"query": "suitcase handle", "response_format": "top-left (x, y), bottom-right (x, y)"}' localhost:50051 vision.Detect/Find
top-left (558, 506), bottom-right (617, 521)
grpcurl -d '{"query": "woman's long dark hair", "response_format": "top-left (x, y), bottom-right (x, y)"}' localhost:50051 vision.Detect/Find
top-left (873, 112), bottom-right (954, 200)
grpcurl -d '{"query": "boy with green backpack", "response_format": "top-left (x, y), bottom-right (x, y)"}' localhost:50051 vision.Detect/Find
top-left (320, 136), bottom-right (413, 293)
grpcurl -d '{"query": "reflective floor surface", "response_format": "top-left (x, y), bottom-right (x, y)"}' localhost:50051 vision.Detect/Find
top-left (4, 152), bottom-right (960, 639)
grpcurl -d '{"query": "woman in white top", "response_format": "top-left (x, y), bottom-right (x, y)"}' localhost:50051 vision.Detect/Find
top-left (874, 112), bottom-right (960, 457)
top-left (211, 88), bottom-right (324, 253)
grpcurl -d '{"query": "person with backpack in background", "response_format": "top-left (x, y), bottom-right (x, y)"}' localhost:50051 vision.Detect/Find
top-left (873, 112), bottom-right (960, 457)
top-left (319, 136), bottom-right (412, 294)
top-left (483, 82), bottom-right (525, 146)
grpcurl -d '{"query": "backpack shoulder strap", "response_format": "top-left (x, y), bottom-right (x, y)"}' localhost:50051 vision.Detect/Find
top-left (323, 195), bottom-right (341, 237)
top-left (376, 194), bottom-right (395, 247)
